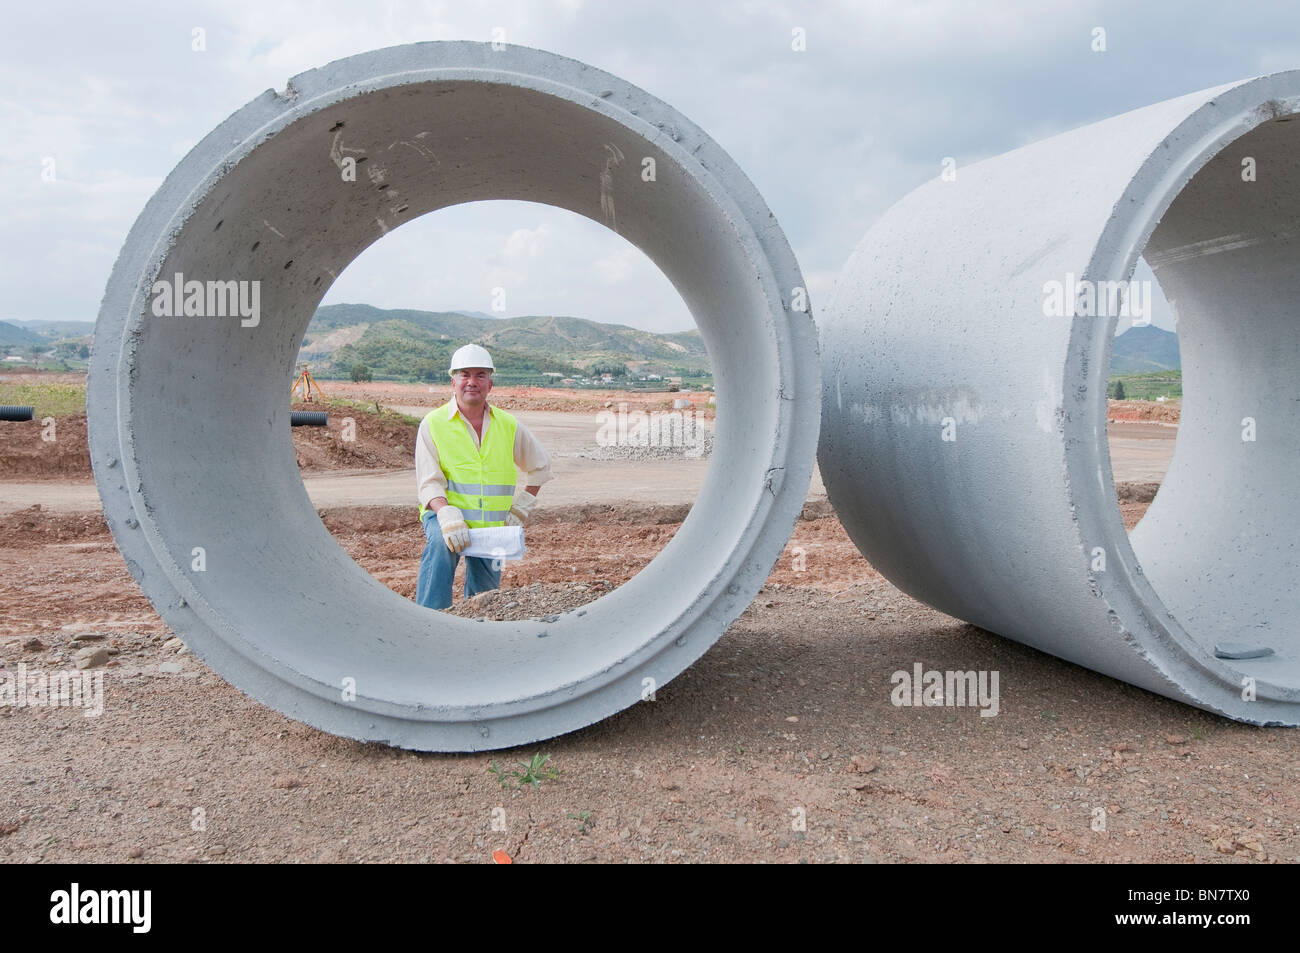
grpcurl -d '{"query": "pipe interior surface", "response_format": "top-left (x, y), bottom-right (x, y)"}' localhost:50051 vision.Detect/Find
top-left (1134, 116), bottom-right (1300, 687)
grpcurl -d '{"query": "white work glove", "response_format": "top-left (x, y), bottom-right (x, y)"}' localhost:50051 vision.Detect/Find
top-left (505, 489), bottom-right (538, 527)
top-left (436, 505), bottom-right (471, 554)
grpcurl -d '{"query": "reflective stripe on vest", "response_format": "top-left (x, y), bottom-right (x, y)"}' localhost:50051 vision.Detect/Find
top-left (419, 401), bottom-right (519, 528)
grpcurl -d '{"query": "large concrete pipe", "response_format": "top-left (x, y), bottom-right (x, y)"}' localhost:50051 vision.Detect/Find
top-left (88, 42), bottom-right (818, 750)
top-left (820, 73), bottom-right (1300, 725)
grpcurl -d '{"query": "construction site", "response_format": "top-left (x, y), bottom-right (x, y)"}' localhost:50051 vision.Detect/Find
top-left (1, 370), bottom-right (1293, 863)
top-left (2, 37), bottom-right (1297, 871)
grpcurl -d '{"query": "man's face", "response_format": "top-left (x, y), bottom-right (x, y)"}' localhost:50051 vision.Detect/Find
top-left (452, 367), bottom-right (493, 408)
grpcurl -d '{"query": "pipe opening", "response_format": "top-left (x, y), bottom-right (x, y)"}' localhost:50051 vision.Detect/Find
top-left (298, 199), bottom-right (715, 620)
top-left (1126, 116), bottom-right (1299, 687)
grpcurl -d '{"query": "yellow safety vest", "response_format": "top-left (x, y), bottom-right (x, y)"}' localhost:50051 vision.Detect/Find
top-left (419, 401), bottom-right (519, 527)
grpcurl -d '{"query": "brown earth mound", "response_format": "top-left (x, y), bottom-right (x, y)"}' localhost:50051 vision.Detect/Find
top-left (1108, 399), bottom-right (1181, 424)
top-left (0, 407), bottom-right (417, 481)
top-left (289, 402), bottom-right (416, 472)
top-left (0, 415), bottom-right (90, 479)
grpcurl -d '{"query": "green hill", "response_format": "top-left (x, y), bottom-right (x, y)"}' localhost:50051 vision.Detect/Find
top-left (1110, 325), bottom-right (1179, 375)
top-left (302, 304), bottom-right (711, 382)
top-left (0, 320), bottom-right (46, 348)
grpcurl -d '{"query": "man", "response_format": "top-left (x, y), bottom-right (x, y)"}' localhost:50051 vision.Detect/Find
top-left (415, 343), bottom-right (552, 610)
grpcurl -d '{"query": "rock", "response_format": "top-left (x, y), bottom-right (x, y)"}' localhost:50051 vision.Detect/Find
top-left (127, 847), bottom-right (143, 859)
top-left (1212, 835), bottom-right (1236, 854)
top-left (157, 661), bottom-right (183, 674)
top-left (69, 632), bottom-right (107, 643)
top-left (850, 755), bottom-right (878, 774)
top-left (881, 745), bottom-right (901, 755)
top-left (74, 647), bottom-right (111, 669)
top-left (21, 638), bottom-right (44, 651)
top-left (163, 637), bottom-right (185, 652)
top-left (272, 776), bottom-right (302, 790)
top-left (208, 845), bottom-right (227, 856)
top-left (1164, 734), bottom-right (1187, 745)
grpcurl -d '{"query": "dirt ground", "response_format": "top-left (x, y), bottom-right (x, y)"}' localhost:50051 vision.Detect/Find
top-left (0, 483), bottom-right (1295, 864)
top-left (1107, 398), bottom-right (1181, 424)
top-left (4, 380), bottom-right (1294, 865)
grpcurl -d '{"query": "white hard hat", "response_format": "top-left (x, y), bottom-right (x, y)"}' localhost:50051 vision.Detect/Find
top-left (448, 343), bottom-right (495, 374)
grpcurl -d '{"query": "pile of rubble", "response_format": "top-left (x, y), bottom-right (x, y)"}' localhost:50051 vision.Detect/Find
top-left (576, 428), bottom-right (714, 462)
top-left (446, 580), bottom-right (615, 621)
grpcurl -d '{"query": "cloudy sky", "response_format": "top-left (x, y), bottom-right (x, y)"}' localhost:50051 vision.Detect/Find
top-left (4, 0), bottom-right (1298, 334)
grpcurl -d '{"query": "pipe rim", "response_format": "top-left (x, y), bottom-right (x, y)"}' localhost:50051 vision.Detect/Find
top-left (1069, 72), bottom-right (1300, 716)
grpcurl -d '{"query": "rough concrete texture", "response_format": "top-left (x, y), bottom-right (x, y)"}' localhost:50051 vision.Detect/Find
top-left (87, 42), bottom-right (819, 751)
top-left (819, 73), bottom-right (1300, 725)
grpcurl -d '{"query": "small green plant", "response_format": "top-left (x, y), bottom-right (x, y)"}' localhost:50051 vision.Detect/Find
top-left (567, 810), bottom-right (593, 834)
top-left (489, 752), bottom-right (560, 789)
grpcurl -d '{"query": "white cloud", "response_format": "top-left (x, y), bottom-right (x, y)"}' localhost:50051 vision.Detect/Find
top-left (1, 0), bottom-right (1296, 330)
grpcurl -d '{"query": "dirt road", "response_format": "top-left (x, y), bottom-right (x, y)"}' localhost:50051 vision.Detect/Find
top-left (1, 411), bottom-right (1168, 515)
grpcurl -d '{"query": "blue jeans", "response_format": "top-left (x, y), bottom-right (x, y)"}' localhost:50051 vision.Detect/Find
top-left (415, 512), bottom-right (502, 610)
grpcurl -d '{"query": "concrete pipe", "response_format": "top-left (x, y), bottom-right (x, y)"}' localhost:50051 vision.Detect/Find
top-left (88, 42), bottom-right (818, 750)
top-left (820, 73), bottom-right (1300, 725)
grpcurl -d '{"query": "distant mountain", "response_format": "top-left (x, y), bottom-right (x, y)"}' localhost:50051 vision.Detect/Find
top-left (0, 320), bottom-right (47, 348)
top-left (454, 310), bottom-right (499, 320)
top-left (7, 319), bottom-right (95, 336)
top-left (1110, 325), bottom-right (1179, 375)
top-left (302, 304), bottom-right (709, 381)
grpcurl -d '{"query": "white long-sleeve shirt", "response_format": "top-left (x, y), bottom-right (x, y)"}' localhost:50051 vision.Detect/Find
top-left (416, 400), bottom-right (552, 511)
